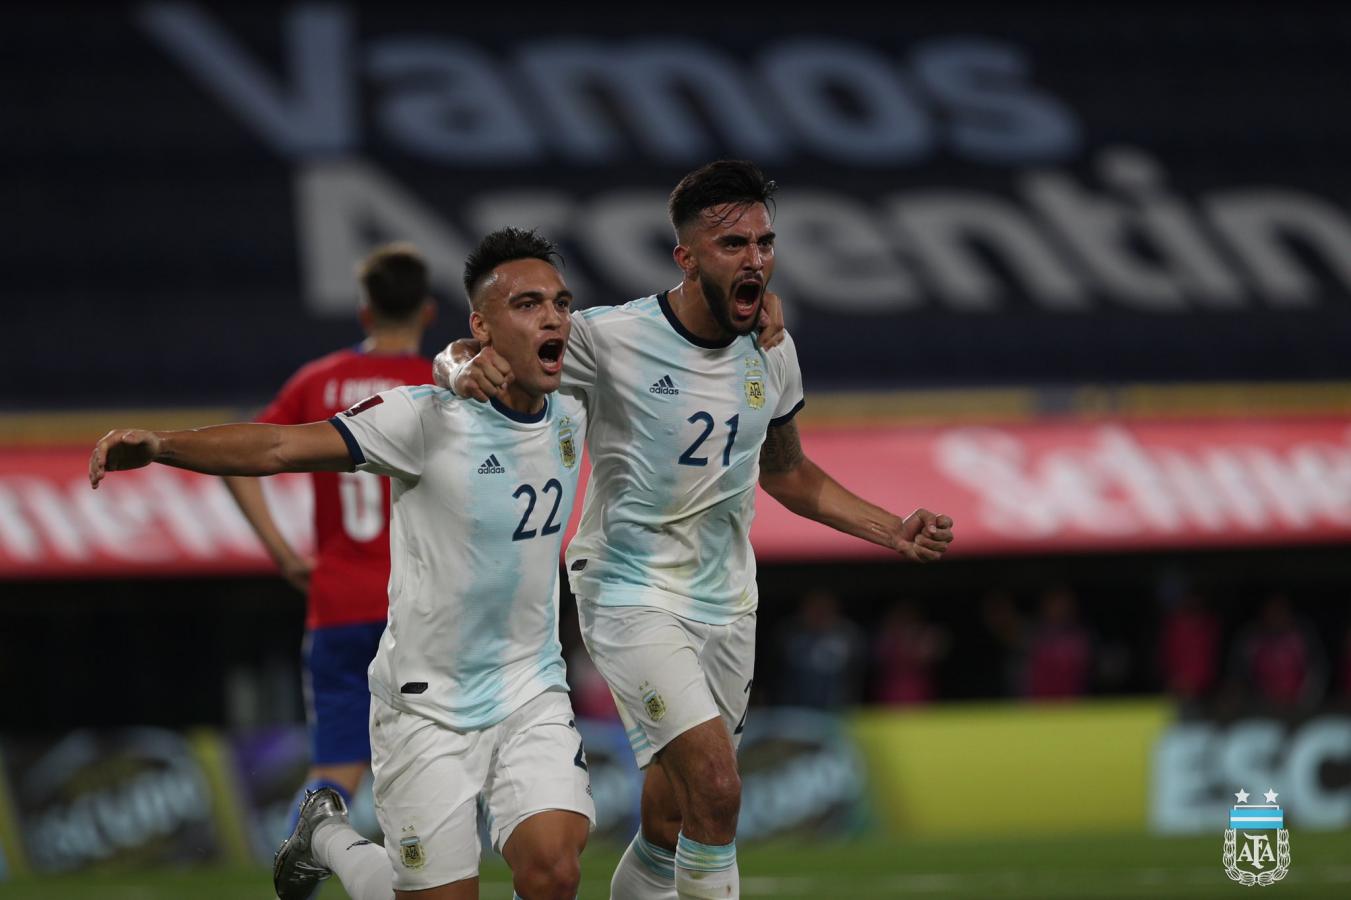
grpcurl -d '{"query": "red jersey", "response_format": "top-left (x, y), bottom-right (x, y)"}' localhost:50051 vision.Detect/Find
top-left (257, 346), bottom-right (433, 629)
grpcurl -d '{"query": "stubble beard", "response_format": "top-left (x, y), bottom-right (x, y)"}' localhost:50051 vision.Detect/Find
top-left (699, 275), bottom-right (758, 337)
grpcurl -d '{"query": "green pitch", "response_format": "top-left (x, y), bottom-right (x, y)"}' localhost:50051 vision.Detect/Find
top-left (3, 831), bottom-right (1348, 899)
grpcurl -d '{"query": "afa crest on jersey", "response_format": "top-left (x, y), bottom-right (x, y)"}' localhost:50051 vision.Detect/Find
top-left (558, 416), bottom-right (577, 469)
top-left (743, 356), bottom-right (765, 410)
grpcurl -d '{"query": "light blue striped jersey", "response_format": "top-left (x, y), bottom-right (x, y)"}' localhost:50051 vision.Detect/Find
top-left (330, 384), bottom-right (586, 730)
top-left (562, 292), bottom-right (804, 624)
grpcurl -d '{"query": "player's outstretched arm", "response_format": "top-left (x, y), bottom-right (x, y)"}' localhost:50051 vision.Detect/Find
top-left (757, 419), bottom-right (954, 562)
top-left (432, 339), bottom-right (514, 402)
top-left (89, 422), bottom-right (353, 489)
top-left (222, 476), bottom-right (314, 593)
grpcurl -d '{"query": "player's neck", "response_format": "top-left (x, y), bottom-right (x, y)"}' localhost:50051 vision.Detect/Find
top-left (669, 281), bottom-right (734, 343)
top-left (498, 382), bottom-right (547, 417)
top-left (360, 330), bottom-right (421, 356)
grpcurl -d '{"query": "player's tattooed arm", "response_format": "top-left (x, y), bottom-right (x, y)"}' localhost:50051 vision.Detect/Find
top-left (759, 419), bottom-right (805, 475)
top-left (758, 420), bottom-right (954, 562)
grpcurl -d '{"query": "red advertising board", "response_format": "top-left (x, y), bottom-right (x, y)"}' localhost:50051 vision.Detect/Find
top-left (3, 416), bottom-right (1349, 578)
top-left (754, 417), bottom-right (1351, 559)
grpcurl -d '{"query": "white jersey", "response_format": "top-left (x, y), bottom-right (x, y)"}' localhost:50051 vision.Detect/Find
top-left (562, 292), bottom-right (804, 625)
top-left (330, 385), bottom-right (587, 730)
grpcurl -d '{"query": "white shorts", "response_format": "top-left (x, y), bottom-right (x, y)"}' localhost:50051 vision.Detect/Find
top-left (368, 689), bottom-right (595, 891)
top-left (578, 601), bottom-right (756, 768)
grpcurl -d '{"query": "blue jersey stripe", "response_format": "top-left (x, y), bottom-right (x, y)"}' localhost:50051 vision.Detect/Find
top-left (327, 416), bottom-right (366, 466)
top-left (769, 398), bottom-right (805, 428)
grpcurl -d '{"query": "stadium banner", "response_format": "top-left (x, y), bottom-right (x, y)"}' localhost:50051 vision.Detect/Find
top-left (0, 710), bottom-right (865, 876)
top-left (3, 415), bottom-right (1349, 577)
top-left (1150, 714), bottom-right (1351, 835)
top-left (225, 726), bottom-right (337, 864)
top-left (0, 728), bottom-right (249, 876)
top-left (851, 700), bottom-right (1172, 837)
top-left (6, 6), bottom-right (1351, 409)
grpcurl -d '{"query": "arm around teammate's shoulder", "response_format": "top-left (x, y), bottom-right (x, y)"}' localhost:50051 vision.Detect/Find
top-left (433, 339), bottom-right (516, 403)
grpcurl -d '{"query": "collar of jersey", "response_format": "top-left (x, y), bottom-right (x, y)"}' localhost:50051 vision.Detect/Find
top-left (490, 394), bottom-right (549, 424)
top-left (657, 290), bottom-right (738, 350)
top-left (351, 341), bottom-right (420, 357)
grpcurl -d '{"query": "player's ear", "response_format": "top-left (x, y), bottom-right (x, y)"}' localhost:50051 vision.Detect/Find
top-left (673, 242), bottom-right (697, 280)
top-left (419, 297), bottom-right (436, 329)
top-left (358, 304), bottom-right (375, 334)
top-left (469, 308), bottom-right (490, 344)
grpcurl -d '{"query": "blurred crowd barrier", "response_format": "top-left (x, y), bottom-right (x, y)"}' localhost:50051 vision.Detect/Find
top-left (2, 704), bottom-right (1347, 879)
top-left (0, 709), bottom-right (865, 878)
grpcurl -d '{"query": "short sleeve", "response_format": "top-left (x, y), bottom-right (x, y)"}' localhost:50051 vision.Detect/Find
top-left (327, 388), bottom-right (426, 482)
top-left (562, 309), bottom-right (599, 399)
top-left (768, 331), bottom-right (805, 426)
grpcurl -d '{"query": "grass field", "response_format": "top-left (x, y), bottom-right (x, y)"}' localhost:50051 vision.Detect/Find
top-left (3, 831), bottom-right (1349, 900)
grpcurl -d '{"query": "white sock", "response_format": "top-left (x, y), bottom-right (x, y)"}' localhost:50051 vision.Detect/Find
top-left (610, 831), bottom-right (678, 899)
top-left (313, 820), bottom-right (394, 900)
top-left (674, 833), bottom-right (737, 900)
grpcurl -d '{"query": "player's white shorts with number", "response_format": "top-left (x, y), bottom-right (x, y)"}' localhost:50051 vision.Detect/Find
top-left (578, 601), bottom-right (756, 768)
top-left (369, 688), bottom-right (595, 891)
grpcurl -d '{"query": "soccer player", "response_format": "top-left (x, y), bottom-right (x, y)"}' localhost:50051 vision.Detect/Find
top-left (222, 243), bottom-right (434, 839)
top-left (439, 161), bottom-right (955, 900)
top-left (91, 228), bottom-right (594, 900)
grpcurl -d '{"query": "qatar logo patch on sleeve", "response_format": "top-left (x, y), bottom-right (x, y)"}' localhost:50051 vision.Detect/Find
top-left (343, 395), bottom-right (385, 417)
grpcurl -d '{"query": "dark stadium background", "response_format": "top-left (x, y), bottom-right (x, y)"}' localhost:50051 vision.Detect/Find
top-left (2, 4), bottom-right (1349, 897)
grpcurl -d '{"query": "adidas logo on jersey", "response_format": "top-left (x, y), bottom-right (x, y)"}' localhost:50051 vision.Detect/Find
top-left (477, 454), bottom-right (505, 475)
top-left (649, 375), bottom-right (679, 395)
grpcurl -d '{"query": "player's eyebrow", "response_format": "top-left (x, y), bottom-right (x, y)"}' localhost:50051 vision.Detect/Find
top-left (718, 231), bottom-right (775, 245)
top-left (508, 289), bottom-right (573, 304)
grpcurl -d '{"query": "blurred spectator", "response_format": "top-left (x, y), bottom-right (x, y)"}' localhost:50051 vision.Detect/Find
top-left (1025, 586), bottom-right (1093, 700)
top-left (1159, 589), bottom-right (1222, 704)
top-left (871, 601), bottom-right (949, 705)
top-left (1229, 592), bottom-right (1327, 711)
top-left (775, 590), bottom-right (866, 710)
top-left (977, 589), bottom-right (1027, 697)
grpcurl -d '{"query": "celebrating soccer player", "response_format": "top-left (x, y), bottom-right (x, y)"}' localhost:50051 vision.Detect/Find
top-left (439, 161), bottom-right (955, 900)
top-left (92, 228), bottom-right (594, 900)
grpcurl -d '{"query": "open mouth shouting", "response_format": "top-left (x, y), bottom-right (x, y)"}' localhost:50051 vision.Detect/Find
top-left (537, 337), bottom-right (565, 375)
top-left (732, 280), bottom-right (762, 322)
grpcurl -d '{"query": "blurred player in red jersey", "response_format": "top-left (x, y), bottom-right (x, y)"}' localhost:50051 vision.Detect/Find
top-left (223, 243), bottom-right (435, 828)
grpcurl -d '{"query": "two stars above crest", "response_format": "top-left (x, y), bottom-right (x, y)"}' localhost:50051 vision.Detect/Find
top-left (1234, 789), bottom-right (1279, 804)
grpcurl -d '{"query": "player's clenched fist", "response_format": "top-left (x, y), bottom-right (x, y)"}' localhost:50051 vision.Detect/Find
top-left (433, 340), bottom-right (515, 402)
top-left (89, 429), bottom-right (161, 488)
top-left (893, 508), bottom-right (955, 562)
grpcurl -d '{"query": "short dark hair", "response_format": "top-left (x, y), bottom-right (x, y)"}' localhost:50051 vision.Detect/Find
top-left (668, 159), bottom-right (777, 236)
top-left (462, 227), bottom-right (563, 308)
top-left (357, 243), bottom-right (428, 321)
